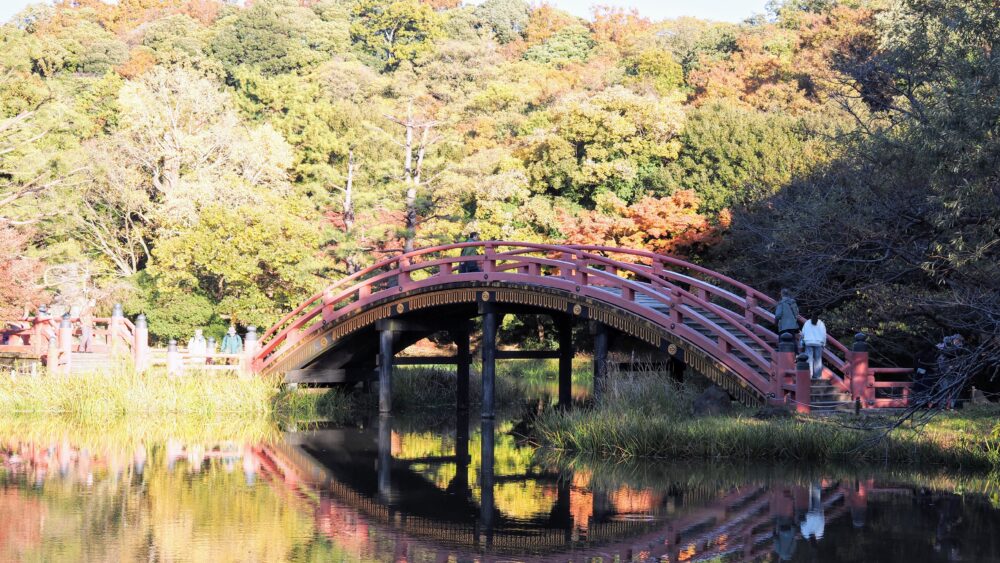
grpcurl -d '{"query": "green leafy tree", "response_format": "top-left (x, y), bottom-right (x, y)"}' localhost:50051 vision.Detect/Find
top-left (522, 24), bottom-right (594, 66)
top-left (473, 0), bottom-right (529, 44)
top-left (520, 86), bottom-right (683, 204)
top-left (147, 203), bottom-right (327, 330)
top-left (667, 100), bottom-right (835, 213)
top-left (210, 0), bottom-right (333, 76)
top-left (350, 0), bottom-right (442, 71)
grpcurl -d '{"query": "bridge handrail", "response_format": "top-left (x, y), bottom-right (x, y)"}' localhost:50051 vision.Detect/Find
top-left (256, 242), bottom-right (779, 394)
top-left (563, 245), bottom-right (853, 368)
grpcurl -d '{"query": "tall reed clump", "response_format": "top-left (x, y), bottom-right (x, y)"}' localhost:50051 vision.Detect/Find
top-left (0, 367), bottom-right (282, 417)
top-left (534, 373), bottom-right (1000, 470)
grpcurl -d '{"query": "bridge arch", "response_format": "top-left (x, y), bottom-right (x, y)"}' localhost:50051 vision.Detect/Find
top-left (254, 242), bottom-right (878, 409)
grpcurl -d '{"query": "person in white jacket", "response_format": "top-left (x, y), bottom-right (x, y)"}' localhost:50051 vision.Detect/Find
top-left (801, 313), bottom-right (827, 379)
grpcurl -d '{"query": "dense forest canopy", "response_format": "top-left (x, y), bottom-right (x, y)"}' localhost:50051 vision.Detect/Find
top-left (0, 0), bottom-right (997, 379)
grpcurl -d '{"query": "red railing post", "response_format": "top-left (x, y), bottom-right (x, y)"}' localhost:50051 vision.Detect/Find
top-left (242, 326), bottom-right (259, 376)
top-left (110, 303), bottom-right (124, 355)
top-left (795, 353), bottom-right (811, 414)
top-left (772, 333), bottom-right (796, 406)
top-left (133, 314), bottom-right (149, 373)
top-left (745, 293), bottom-right (757, 326)
top-left (483, 242), bottom-right (496, 273)
top-left (849, 333), bottom-right (870, 407)
top-left (166, 339), bottom-right (183, 377)
top-left (58, 315), bottom-right (73, 376)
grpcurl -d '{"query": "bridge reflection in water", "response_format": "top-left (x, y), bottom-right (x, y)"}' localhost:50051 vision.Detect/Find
top-left (261, 417), bottom-right (880, 562)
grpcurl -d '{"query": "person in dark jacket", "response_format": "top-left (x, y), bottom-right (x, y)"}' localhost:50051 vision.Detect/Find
top-left (458, 232), bottom-right (482, 274)
top-left (774, 288), bottom-right (800, 337)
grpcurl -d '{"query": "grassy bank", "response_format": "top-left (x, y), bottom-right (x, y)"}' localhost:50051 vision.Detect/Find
top-left (1, 368), bottom-right (283, 417)
top-left (534, 374), bottom-right (1000, 470)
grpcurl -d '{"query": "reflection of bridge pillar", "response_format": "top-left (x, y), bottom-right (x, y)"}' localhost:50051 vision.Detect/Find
top-left (556, 477), bottom-right (573, 542)
top-left (481, 308), bottom-right (498, 419)
top-left (379, 329), bottom-right (395, 414)
top-left (557, 315), bottom-right (573, 409)
top-left (454, 327), bottom-right (471, 411)
top-left (592, 322), bottom-right (609, 400)
top-left (452, 408), bottom-right (471, 496)
top-left (480, 418), bottom-right (496, 549)
top-left (378, 414), bottom-right (393, 503)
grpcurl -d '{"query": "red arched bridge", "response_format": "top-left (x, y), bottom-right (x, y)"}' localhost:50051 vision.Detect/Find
top-left (252, 242), bottom-right (912, 415)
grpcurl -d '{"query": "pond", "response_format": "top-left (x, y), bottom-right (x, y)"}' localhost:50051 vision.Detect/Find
top-left (1, 396), bottom-right (999, 561)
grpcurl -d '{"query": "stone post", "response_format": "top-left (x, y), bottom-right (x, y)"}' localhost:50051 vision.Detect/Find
top-left (849, 333), bottom-right (870, 406)
top-left (242, 326), bottom-right (259, 377)
top-left (58, 314), bottom-right (73, 376)
top-left (110, 303), bottom-right (124, 354)
top-left (133, 314), bottom-right (149, 373)
top-left (795, 353), bottom-right (811, 414)
top-left (166, 339), bottom-right (183, 377)
top-left (772, 333), bottom-right (796, 406)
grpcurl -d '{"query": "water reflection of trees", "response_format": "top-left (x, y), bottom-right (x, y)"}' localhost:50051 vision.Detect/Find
top-left (0, 426), bottom-right (319, 562)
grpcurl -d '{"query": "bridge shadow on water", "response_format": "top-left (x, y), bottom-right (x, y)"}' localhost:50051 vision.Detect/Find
top-left (262, 407), bottom-right (1000, 563)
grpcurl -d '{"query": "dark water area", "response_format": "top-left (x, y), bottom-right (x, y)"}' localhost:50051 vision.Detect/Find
top-left (2, 408), bottom-right (1000, 561)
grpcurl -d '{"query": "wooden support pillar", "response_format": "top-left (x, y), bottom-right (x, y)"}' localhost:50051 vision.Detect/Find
top-left (592, 322), bottom-right (608, 401)
top-left (481, 309), bottom-right (498, 419)
top-left (454, 327), bottom-right (471, 411)
top-left (557, 315), bottom-right (573, 409)
top-left (379, 328), bottom-right (395, 414)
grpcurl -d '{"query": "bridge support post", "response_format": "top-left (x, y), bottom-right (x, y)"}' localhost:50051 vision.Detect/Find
top-left (592, 322), bottom-right (608, 401)
top-left (379, 328), bottom-right (395, 414)
top-left (772, 333), bottom-right (796, 406)
top-left (795, 354), bottom-right (811, 414)
top-left (557, 315), bottom-right (573, 409)
top-left (453, 327), bottom-right (470, 411)
top-left (849, 333), bottom-right (870, 407)
top-left (481, 308), bottom-right (498, 419)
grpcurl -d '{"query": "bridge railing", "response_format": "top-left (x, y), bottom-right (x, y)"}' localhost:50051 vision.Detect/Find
top-left (255, 242), bottom-right (777, 396)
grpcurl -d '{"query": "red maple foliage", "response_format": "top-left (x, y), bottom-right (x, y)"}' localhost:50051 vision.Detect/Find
top-left (559, 190), bottom-right (728, 261)
top-left (0, 226), bottom-right (43, 319)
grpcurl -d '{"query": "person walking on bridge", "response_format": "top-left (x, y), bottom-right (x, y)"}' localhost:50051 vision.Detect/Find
top-left (802, 313), bottom-right (827, 380)
top-left (459, 232), bottom-right (482, 274)
top-left (774, 288), bottom-right (800, 338)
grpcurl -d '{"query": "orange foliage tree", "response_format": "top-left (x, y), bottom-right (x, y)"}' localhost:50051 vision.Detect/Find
top-left (559, 190), bottom-right (727, 260)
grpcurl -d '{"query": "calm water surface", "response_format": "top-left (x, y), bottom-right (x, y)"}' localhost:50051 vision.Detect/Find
top-left (2, 405), bottom-right (999, 561)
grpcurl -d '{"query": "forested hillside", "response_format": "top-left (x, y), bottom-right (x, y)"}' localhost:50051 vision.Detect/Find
top-left (0, 0), bottom-right (996, 375)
